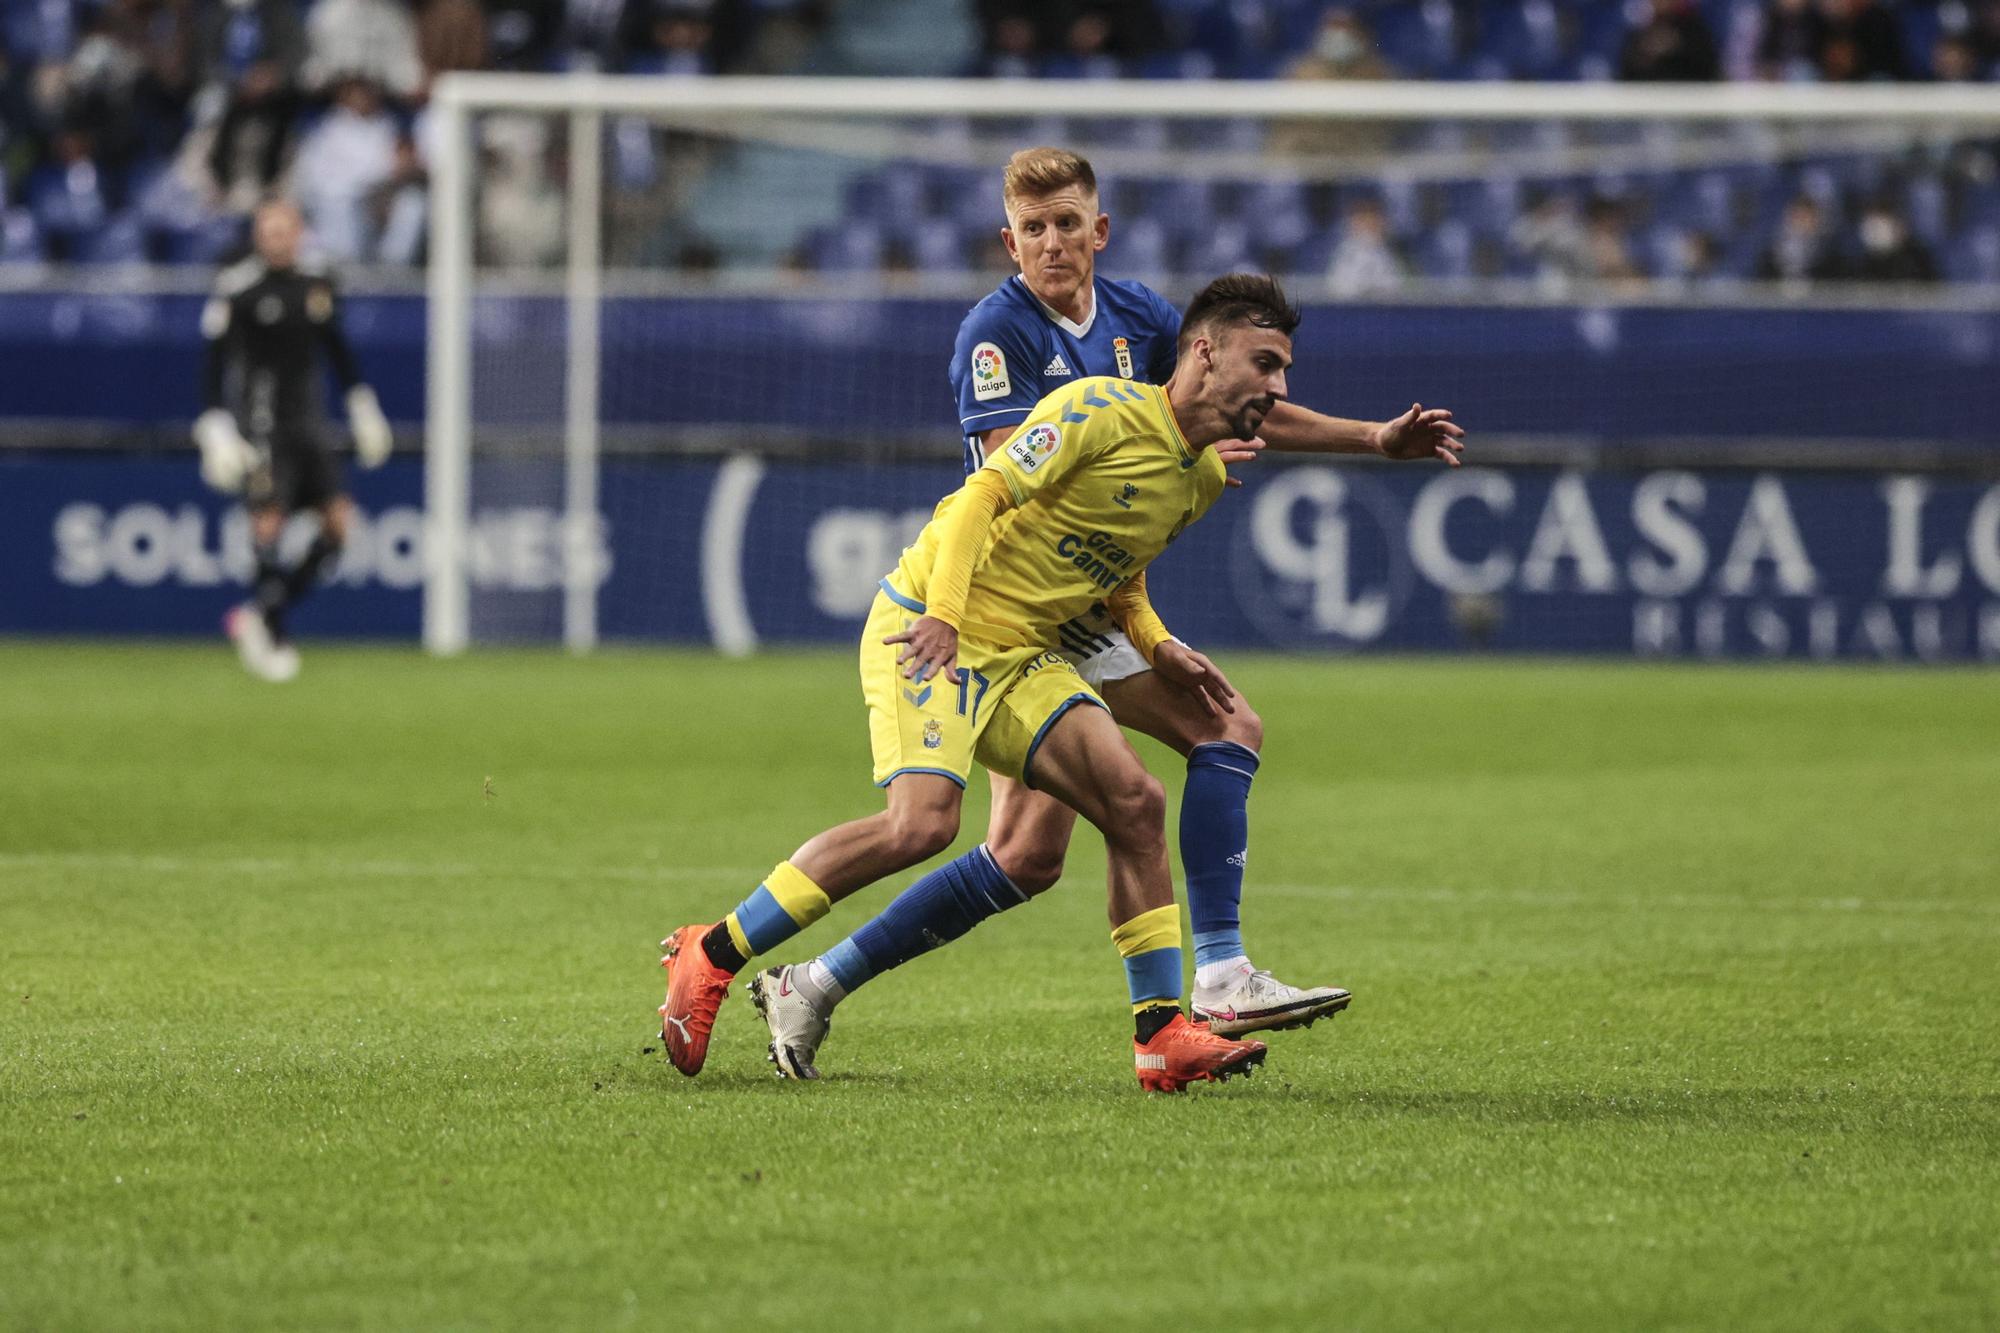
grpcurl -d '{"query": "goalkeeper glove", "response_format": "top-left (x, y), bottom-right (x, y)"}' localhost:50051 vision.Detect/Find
top-left (347, 385), bottom-right (392, 468)
top-left (192, 409), bottom-right (255, 493)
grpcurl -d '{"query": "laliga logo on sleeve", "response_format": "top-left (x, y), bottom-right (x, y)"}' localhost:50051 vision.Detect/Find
top-left (1009, 423), bottom-right (1062, 474)
top-left (971, 342), bottom-right (1011, 401)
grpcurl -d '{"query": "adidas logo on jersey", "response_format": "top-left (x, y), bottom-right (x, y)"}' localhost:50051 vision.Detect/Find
top-left (1043, 354), bottom-right (1073, 377)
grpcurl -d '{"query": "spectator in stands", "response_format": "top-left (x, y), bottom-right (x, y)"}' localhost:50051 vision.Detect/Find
top-left (1510, 189), bottom-right (1588, 289)
top-left (304, 0), bottom-right (423, 100)
top-left (26, 126), bottom-right (114, 258)
top-left (477, 113), bottom-right (562, 266)
top-left (1054, 9), bottom-right (1121, 79)
top-left (416, 0), bottom-right (490, 85)
top-left (485, 0), bottom-right (563, 70)
top-left (1969, 2), bottom-right (2000, 74)
top-left (977, 8), bottom-right (1040, 77)
top-left (1326, 196), bottom-right (1407, 298)
top-left (61, 0), bottom-right (176, 167)
top-left (626, 3), bottom-right (716, 76)
top-left (1928, 32), bottom-right (1981, 82)
top-left (1756, 195), bottom-right (1846, 284)
top-left (1582, 196), bottom-right (1645, 285)
top-left (292, 75), bottom-right (398, 261)
top-left (1270, 8), bottom-right (1394, 156)
top-left (1851, 198), bottom-right (1937, 281)
top-left (372, 130), bottom-right (427, 263)
top-left (1817, 0), bottom-right (1904, 81)
top-left (975, 0), bottom-right (1155, 71)
top-left (0, 48), bottom-right (29, 198)
top-left (1674, 231), bottom-right (1730, 290)
top-left (1754, 0), bottom-right (1826, 80)
top-left (1618, 0), bottom-right (1721, 81)
top-left (1284, 7), bottom-right (1392, 82)
top-left (567, 0), bottom-right (637, 70)
top-left (198, 0), bottom-right (305, 208)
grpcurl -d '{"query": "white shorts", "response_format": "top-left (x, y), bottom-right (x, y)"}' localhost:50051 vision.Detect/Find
top-left (1053, 603), bottom-right (1151, 690)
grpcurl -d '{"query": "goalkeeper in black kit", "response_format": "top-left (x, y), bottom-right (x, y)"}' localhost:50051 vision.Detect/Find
top-left (195, 199), bottom-right (391, 681)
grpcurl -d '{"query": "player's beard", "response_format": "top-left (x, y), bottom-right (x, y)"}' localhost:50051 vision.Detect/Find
top-left (1233, 396), bottom-right (1275, 440)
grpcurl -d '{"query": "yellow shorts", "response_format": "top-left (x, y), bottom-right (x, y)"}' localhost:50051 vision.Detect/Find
top-left (862, 582), bottom-right (1106, 790)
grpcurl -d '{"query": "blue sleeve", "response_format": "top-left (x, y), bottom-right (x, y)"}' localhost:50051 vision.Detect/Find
top-left (1142, 285), bottom-right (1181, 383)
top-left (950, 300), bottom-right (1043, 437)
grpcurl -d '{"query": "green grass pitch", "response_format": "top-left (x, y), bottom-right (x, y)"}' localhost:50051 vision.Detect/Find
top-left (4, 641), bottom-right (1997, 1330)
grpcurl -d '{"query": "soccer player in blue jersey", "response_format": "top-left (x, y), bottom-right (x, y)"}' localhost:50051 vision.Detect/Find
top-left (744, 149), bottom-right (1466, 1080)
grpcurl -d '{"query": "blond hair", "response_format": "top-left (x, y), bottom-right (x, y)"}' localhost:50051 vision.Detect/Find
top-left (1002, 147), bottom-right (1098, 217)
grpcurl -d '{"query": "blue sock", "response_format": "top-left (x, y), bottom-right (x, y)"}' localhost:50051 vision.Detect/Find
top-left (821, 845), bottom-right (1028, 996)
top-left (1183, 741), bottom-right (1259, 968)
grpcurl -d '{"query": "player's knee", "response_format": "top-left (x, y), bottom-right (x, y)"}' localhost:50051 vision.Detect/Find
top-left (886, 805), bottom-right (958, 864)
top-left (1221, 698), bottom-right (1263, 753)
top-left (988, 838), bottom-right (1064, 896)
top-left (1103, 770), bottom-right (1166, 849)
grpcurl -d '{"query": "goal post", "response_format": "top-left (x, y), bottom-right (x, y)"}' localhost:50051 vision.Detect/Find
top-left (422, 75), bottom-right (2000, 659)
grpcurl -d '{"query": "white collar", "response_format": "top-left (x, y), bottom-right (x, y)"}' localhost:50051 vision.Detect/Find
top-left (1021, 276), bottom-right (1097, 338)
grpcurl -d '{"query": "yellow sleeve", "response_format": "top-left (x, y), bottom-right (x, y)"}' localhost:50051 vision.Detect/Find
top-left (923, 469), bottom-right (1014, 631)
top-left (1105, 569), bottom-right (1173, 665)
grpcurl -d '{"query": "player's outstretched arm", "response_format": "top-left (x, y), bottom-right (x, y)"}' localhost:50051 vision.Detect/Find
top-left (1258, 399), bottom-right (1465, 466)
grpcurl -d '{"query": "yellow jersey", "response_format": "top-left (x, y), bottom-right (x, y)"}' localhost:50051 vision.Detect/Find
top-left (885, 376), bottom-right (1226, 649)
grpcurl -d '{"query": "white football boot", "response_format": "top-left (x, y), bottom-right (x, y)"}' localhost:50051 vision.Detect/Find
top-left (748, 965), bottom-right (831, 1081)
top-left (1192, 962), bottom-right (1351, 1037)
top-left (265, 642), bottom-right (301, 682)
top-left (224, 603), bottom-right (286, 682)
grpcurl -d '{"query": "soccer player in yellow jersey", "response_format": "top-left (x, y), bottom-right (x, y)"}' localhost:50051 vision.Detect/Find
top-left (660, 274), bottom-right (1301, 1091)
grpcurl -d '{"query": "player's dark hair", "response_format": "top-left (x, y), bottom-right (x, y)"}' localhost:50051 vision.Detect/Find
top-left (1177, 273), bottom-right (1301, 354)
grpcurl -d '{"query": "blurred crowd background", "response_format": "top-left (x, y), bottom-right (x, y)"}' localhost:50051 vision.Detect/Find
top-left (3, 0), bottom-right (1998, 288)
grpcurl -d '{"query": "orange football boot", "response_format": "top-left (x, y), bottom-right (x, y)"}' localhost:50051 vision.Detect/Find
top-left (1133, 1012), bottom-right (1267, 1092)
top-left (658, 924), bottom-right (736, 1076)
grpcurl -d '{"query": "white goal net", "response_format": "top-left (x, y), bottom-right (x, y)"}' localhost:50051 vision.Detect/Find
top-left (423, 78), bottom-right (2000, 661)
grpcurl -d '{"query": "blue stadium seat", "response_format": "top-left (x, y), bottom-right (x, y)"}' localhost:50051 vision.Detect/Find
top-left (911, 218), bottom-right (966, 272)
top-left (1416, 217), bottom-right (1476, 281)
top-left (1189, 218), bottom-right (1254, 273)
top-left (1944, 226), bottom-right (2000, 284)
top-left (0, 208), bottom-right (44, 264)
top-left (819, 221), bottom-right (885, 273)
top-left (75, 210), bottom-right (148, 264)
top-left (1373, 0), bottom-right (1465, 77)
top-left (155, 215), bottom-right (245, 265)
top-left (1906, 175), bottom-right (1949, 247)
top-left (1480, 0), bottom-right (1574, 80)
top-left (1131, 49), bottom-right (1219, 80)
top-left (1245, 177), bottom-right (1311, 250)
top-left (877, 163), bottom-right (929, 223)
top-left (951, 172), bottom-right (1005, 231)
top-left (1287, 227), bottom-right (1336, 277)
top-left (2, 0), bottom-right (76, 61)
top-left (1148, 177), bottom-right (1215, 239)
top-left (1112, 214), bottom-right (1170, 276)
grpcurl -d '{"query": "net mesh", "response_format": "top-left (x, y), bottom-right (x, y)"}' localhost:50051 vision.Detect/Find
top-left (451, 98), bottom-right (2000, 653)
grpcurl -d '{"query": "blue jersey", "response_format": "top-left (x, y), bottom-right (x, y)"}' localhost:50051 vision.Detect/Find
top-left (948, 274), bottom-right (1182, 474)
